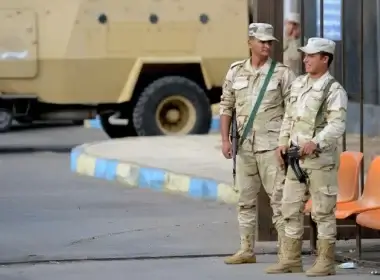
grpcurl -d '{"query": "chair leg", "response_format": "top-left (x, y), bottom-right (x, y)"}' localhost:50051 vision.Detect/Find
top-left (355, 220), bottom-right (362, 259)
top-left (309, 215), bottom-right (317, 255)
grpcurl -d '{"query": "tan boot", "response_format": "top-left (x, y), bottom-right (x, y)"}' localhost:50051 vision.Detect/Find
top-left (224, 234), bottom-right (256, 264)
top-left (265, 236), bottom-right (303, 274)
top-left (277, 229), bottom-right (285, 261)
top-left (306, 240), bottom-right (336, 277)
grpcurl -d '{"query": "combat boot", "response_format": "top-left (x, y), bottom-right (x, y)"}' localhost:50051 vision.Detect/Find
top-left (265, 236), bottom-right (303, 274)
top-left (277, 228), bottom-right (285, 261)
top-left (224, 234), bottom-right (256, 264)
top-left (306, 239), bottom-right (336, 277)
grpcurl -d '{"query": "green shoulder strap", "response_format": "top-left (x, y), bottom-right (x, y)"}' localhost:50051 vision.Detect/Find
top-left (323, 78), bottom-right (336, 99)
top-left (239, 60), bottom-right (277, 145)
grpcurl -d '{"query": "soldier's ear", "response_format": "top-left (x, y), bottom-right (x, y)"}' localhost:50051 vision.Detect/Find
top-left (248, 38), bottom-right (254, 47)
top-left (322, 55), bottom-right (329, 65)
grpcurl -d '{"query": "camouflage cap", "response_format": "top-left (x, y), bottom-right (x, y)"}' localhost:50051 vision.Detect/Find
top-left (248, 23), bottom-right (278, 41)
top-left (286, 13), bottom-right (300, 24)
top-left (298, 37), bottom-right (336, 55)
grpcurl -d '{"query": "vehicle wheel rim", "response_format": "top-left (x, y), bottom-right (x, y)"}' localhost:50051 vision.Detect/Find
top-left (155, 95), bottom-right (196, 135)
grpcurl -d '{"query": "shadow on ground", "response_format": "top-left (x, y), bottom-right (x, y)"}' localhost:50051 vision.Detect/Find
top-left (0, 146), bottom-right (73, 154)
top-left (8, 121), bottom-right (80, 133)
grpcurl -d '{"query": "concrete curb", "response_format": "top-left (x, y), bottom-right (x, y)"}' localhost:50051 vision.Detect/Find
top-left (84, 115), bottom-right (221, 133)
top-left (70, 141), bottom-right (238, 205)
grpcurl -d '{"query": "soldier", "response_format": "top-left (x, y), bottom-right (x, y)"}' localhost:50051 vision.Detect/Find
top-left (284, 13), bottom-right (302, 75)
top-left (219, 23), bottom-right (296, 265)
top-left (265, 37), bottom-right (347, 276)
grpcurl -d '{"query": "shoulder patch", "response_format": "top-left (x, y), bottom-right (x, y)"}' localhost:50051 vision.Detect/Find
top-left (230, 59), bottom-right (246, 69)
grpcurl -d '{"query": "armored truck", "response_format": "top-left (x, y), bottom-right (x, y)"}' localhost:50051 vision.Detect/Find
top-left (0, 0), bottom-right (281, 137)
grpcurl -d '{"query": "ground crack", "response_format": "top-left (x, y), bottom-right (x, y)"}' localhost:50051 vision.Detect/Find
top-left (68, 227), bottom-right (158, 246)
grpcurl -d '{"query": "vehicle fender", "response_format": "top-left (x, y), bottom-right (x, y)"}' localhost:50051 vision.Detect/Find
top-left (117, 57), bottom-right (212, 103)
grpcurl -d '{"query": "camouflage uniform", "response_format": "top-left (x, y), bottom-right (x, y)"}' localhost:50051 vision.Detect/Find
top-left (284, 36), bottom-right (301, 76)
top-left (266, 38), bottom-right (347, 276)
top-left (283, 13), bottom-right (302, 76)
top-left (220, 23), bottom-right (296, 265)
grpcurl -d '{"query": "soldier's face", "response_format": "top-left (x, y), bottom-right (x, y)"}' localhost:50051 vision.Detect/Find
top-left (303, 53), bottom-right (329, 74)
top-left (285, 22), bottom-right (300, 38)
top-left (248, 38), bottom-right (272, 57)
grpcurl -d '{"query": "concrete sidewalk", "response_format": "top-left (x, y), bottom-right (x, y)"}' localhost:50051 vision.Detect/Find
top-left (71, 133), bottom-right (379, 204)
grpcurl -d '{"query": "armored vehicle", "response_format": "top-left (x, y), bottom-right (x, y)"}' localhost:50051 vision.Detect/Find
top-left (0, 0), bottom-right (275, 137)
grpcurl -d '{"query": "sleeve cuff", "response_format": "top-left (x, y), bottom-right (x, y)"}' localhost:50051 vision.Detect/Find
top-left (278, 137), bottom-right (290, 147)
top-left (219, 111), bottom-right (233, 117)
top-left (311, 138), bottom-right (327, 149)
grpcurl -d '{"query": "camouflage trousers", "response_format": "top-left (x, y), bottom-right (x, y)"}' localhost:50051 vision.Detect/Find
top-left (236, 147), bottom-right (285, 238)
top-left (282, 167), bottom-right (338, 242)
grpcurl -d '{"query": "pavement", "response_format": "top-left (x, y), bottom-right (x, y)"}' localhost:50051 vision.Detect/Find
top-left (0, 122), bottom-right (379, 278)
top-left (0, 125), bottom-right (269, 278)
top-left (1, 255), bottom-right (378, 279)
top-left (5, 124), bottom-right (378, 278)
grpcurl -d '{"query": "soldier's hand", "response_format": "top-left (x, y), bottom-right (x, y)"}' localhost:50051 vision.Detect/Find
top-left (276, 145), bottom-right (288, 169)
top-left (222, 140), bottom-right (232, 159)
top-left (300, 141), bottom-right (317, 156)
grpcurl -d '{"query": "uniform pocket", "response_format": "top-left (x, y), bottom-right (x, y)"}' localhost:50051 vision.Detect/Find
top-left (232, 80), bottom-right (249, 90)
top-left (310, 169), bottom-right (338, 196)
top-left (233, 80), bottom-right (249, 107)
top-left (266, 80), bottom-right (280, 92)
top-left (305, 91), bottom-right (324, 112)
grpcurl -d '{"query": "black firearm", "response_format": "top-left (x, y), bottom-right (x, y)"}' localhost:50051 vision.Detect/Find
top-left (282, 145), bottom-right (321, 184)
top-left (231, 110), bottom-right (239, 188)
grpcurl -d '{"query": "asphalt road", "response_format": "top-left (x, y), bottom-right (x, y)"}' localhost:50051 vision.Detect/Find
top-left (0, 123), bottom-right (375, 279)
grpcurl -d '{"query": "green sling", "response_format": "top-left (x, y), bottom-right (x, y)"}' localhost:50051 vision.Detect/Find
top-left (239, 60), bottom-right (277, 146)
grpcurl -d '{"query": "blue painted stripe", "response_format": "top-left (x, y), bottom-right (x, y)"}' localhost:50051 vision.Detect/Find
top-left (70, 149), bottom-right (81, 171)
top-left (138, 168), bottom-right (166, 190)
top-left (210, 117), bottom-right (220, 132)
top-left (87, 119), bottom-right (102, 129)
top-left (94, 158), bottom-right (118, 180)
top-left (188, 178), bottom-right (218, 199)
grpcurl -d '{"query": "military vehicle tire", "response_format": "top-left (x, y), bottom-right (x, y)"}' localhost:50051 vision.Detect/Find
top-left (100, 112), bottom-right (137, 138)
top-left (0, 108), bottom-right (13, 133)
top-left (133, 76), bottom-right (211, 136)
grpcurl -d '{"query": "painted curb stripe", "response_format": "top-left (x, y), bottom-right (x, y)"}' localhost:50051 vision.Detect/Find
top-left (71, 147), bottom-right (238, 204)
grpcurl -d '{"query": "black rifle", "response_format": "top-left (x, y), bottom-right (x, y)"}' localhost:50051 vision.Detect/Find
top-left (282, 145), bottom-right (320, 184)
top-left (231, 110), bottom-right (239, 188)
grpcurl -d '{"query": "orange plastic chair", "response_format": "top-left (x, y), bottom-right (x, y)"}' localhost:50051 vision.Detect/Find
top-left (304, 151), bottom-right (363, 213)
top-left (356, 209), bottom-right (380, 230)
top-left (335, 156), bottom-right (380, 220)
